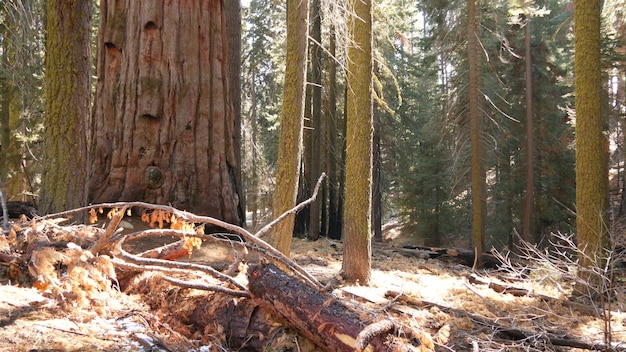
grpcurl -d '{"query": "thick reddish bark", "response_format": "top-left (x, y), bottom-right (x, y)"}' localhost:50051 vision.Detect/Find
top-left (89, 0), bottom-right (241, 224)
top-left (247, 263), bottom-right (427, 352)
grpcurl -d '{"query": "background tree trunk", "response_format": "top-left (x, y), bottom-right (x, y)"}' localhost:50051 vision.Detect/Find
top-left (40, 0), bottom-right (91, 214)
top-left (523, 17), bottom-right (535, 244)
top-left (307, 0), bottom-right (323, 241)
top-left (342, 0), bottom-right (373, 284)
top-left (269, 0), bottom-right (309, 255)
top-left (225, 0), bottom-right (244, 226)
top-left (89, 0), bottom-right (242, 224)
top-left (326, 23), bottom-right (342, 241)
top-left (468, 0), bottom-right (486, 259)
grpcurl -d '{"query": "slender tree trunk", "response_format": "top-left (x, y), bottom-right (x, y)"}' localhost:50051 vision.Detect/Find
top-left (89, 0), bottom-right (242, 224)
top-left (372, 112), bottom-right (383, 243)
top-left (308, 0), bottom-right (323, 241)
top-left (326, 24), bottom-right (342, 241)
top-left (269, 0), bottom-right (309, 255)
top-left (574, 0), bottom-right (607, 286)
top-left (342, 0), bottom-right (373, 284)
top-left (40, 1), bottom-right (91, 214)
top-left (467, 0), bottom-right (485, 258)
top-left (523, 17), bottom-right (535, 244)
top-left (225, 0), bottom-right (245, 226)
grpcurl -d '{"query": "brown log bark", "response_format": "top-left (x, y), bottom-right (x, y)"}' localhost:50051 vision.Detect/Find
top-left (6, 201), bottom-right (38, 219)
top-left (189, 294), bottom-right (276, 351)
top-left (247, 262), bottom-right (431, 352)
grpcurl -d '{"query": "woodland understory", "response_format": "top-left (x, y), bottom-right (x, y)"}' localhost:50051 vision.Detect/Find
top-left (1, 195), bottom-right (626, 352)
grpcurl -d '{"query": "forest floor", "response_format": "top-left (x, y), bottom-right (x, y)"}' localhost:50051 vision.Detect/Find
top-left (1, 214), bottom-right (626, 351)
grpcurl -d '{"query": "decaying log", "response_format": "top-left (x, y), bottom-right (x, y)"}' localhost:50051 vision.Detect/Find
top-left (189, 293), bottom-right (277, 351)
top-left (247, 262), bottom-right (433, 352)
top-left (396, 245), bottom-right (502, 268)
top-left (6, 201), bottom-right (38, 219)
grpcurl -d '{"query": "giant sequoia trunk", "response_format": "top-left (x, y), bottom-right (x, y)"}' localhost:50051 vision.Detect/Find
top-left (89, 0), bottom-right (242, 224)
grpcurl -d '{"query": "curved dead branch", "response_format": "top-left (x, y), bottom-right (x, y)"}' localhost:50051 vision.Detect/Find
top-left (36, 173), bottom-right (328, 292)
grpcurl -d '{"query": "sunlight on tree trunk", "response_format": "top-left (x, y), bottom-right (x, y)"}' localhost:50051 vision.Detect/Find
top-left (269, 0), bottom-right (309, 255)
top-left (574, 0), bottom-right (608, 290)
top-left (468, 0), bottom-right (485, 260)
top-left (89, 0), bottom-right (242, 224)
top-left (342, 0), bottom-right (373, 284)
top-left (40, 1), bottom-right (91, 214)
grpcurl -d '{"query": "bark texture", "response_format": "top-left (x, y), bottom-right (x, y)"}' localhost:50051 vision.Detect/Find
top-left (89, 0), bottom-right (242, 224)
top-left (247, 263), bottom-right (426, 352)
top-left (269, 0), bottom-right (309, 254)
top-left (342, 0), bottom-right (373, 283)
top-left (41, 0), bottom-right (91, 214)
top-left (574, 0), bottom-right (607, 274)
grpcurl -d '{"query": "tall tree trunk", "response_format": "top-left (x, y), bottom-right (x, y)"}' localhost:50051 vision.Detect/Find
top-left (372, 111), bottom-right (383, 243)
top-left (574, 0), bottom-right (607, 288)
top-left (467, 0), bottom-right (485, 258)
top-left (225, 0), bottom-right (244, 226)
top-left (326, 24), bottom-right (342, 241)
top-left (40, 1), bottom-right (91, 214)
top-left (342, 0), bottom-right (372, 284)
top-left (308, 0), bottom-right (323, 241)
top-left (89, 0), bottom-right (242, 224)
top-left (523, 17), bottom-right (535, 244)
top-left (269, 0), bottom-right (309, 255)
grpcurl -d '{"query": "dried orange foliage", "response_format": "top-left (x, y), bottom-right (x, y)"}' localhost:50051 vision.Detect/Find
top-left (88, 207), bottom-right (104, 224)
top-left (141, 209), bottom-right (204, 234)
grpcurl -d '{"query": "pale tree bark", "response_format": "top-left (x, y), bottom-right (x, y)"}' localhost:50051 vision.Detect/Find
top-left (40, 1), bottom-right (91, 214)
top-left (269, 0), bottom-right (309, 255)
top-left (574, 0), bottom-right (607, 289)
top-left (468, 0), bottom-right (486, 260)
top-left (342, 0), bottom-right (373, 284)
top-left (89, 0), bottom-right (242, 224)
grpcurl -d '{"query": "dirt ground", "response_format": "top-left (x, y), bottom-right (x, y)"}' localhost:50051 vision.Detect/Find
top-left (1, 214), bottom-right (626, 352)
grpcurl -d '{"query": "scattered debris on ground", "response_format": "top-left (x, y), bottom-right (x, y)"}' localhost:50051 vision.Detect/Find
top-left (1, 199), bottom-right (626, 351)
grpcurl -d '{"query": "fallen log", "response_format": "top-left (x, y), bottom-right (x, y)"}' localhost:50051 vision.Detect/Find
top-left (247, 262), bottom-right (434, 352)
top-left (398, 245), bottom-right (502, 268)
top-left (6, 201), bottom-right (37, 219)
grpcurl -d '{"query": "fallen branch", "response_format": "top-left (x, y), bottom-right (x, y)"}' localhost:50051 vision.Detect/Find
top-left (113, 242), bottom-right (247, 292)
top-left (40, 178), bottom-right (326, 289)
top-left (255, 173), bottom-right (325, 239)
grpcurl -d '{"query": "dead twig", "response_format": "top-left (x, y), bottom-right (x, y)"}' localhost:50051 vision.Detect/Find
top-left (113, 242), bottom-right (248, 292)
top-left (255, 173), bottom-right (326, 239)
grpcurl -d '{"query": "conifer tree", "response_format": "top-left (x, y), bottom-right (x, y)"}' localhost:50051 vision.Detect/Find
top-left (574, 0), bottom-right (607, 288)
top-left (342, 0), bottom-right (373, 283)
top-left (269, 0), bottom-right (309, 255)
